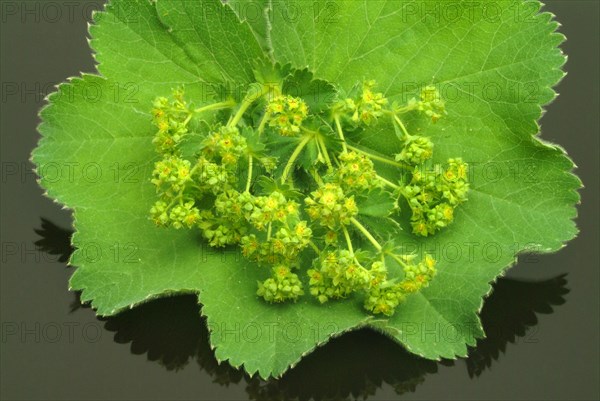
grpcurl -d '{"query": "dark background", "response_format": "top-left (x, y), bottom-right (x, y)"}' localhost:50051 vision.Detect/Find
top-left (1, 1), bottom-right (598, 400)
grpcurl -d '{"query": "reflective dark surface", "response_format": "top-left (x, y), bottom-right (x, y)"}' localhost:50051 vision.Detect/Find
top-left (28, 219), bottom-right (574, 400)
top-left (1, 1), bottom-right (598, 400)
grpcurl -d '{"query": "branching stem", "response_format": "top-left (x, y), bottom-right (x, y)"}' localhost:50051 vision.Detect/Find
top-left (342, 226), bottom-right (354, 255)
top-left (317, 136), bottom-right (333, 170)
top-left (245, 155), bottom-right (253, 192)
top-left (377, 175), bottom-right (400, 190)
top-left (194, 100), bottom-right (236, 114)
top-left (393, 114), bottom-right (410, 138)
top-left (334, 115), bottom-right (348, 152)
top-left (257, 112), bottom-right (270, 136)
top-left (390, 253), bottom-right (411, 270)
top-left (184, 101), bottom-right (237, 127)
top-left (310, 168), bottom-right (325, 186)
top-left (350, 218), bottom-right (382, 252)
top-left (346, 145), bottom-right (411, 170)
top-left (230, 86), bottom-right (269, 127)
top-left (308, 240), bottom-right (321, 254)
top-left (282, 134), bottom-right (312, 184)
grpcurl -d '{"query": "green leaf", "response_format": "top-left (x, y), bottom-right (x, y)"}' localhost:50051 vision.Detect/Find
top-left (356, 189), bottom-right (396, 218)
top-left (282, 68), bottom-right (338, 114)
top-left (252, 60), bottom-right (293, 87)
top-left (153, 0), bottom-right (267, 84)
top-left (255, 176), bottom-right (303, 199)
top-left (179, 122), bottom-right (211, 159)
top-left (33, 0), bottom-right (580, 379)
top-left (354, 190), bottom-right (401, 242)
top-left (226, 0), bottom-right (274, 59)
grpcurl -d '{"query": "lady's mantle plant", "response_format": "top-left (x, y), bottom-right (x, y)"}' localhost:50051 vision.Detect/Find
top-left (33, 0), bottom-right (580, 378)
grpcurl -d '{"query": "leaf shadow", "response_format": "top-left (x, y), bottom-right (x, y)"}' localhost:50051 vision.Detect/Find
top-left (34, 217), bottom-right (569, 400)
top-left (34, 217), bottom-right (74, 264)
top-left (466, 273), bottom-right (569, 377)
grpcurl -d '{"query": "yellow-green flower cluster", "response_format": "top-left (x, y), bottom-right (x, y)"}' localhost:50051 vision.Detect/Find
top-left (149, 102), bottom-right (248, 231)
top-left (147, 79), bottom-right (464, 317)
top-left (398, 254), bottom-right (437, 293)
top-left (403, 158), bottom-right (469, 236)
top-left (198, 211), bottom-right (247, 247)
top-left (149, 155), bottom-right (238, 230)
top-left (149, 201), bottom-right (170, 226)
top-left (307, 250), bottom-right (371, 303)
top-left (196, 158), bottom-right (235, 194)
top-left (364, 284), bottom-right (406, 317)
top-left (305, 251), bottom-right (438, 316)
top-left (149, 156), bottom-right (204, 230)
top-left (266, 94), bottom-right (309, 136)
top-left (151, 89), bottom-right (191, 154)
top-left (241, 221), bottom-right (312, 266)
top-left (257, 265), bottom-right (304, 303)
top-left (346, 80), bottom-right (389, 125)
top-left (363, 254), bottom-right (437, 316)
top-left (441, 158), bottom-right (470, 204)
top-left (395, 136), bottom-right (434, 166)
top-left (247, 191), bottom-right (300, 230)
top-left (214, 189), bottom-right (255, 222)
top-left (228, 189), bottom-right (312, 269)
top-left (202, 126), bottom-right (248, 166)
top-left (336, 151), bottom-right (381, 191)
top-left (409, 85), bottom-right (446, 123)
top-left (151, 156), bottom-right (192, 194)
top-left (168, 201), bottom-right (202, 230)
top-left (305, 183), bottom-right (358, 229)
top-left (367, 260), bottom-right (388, 288)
